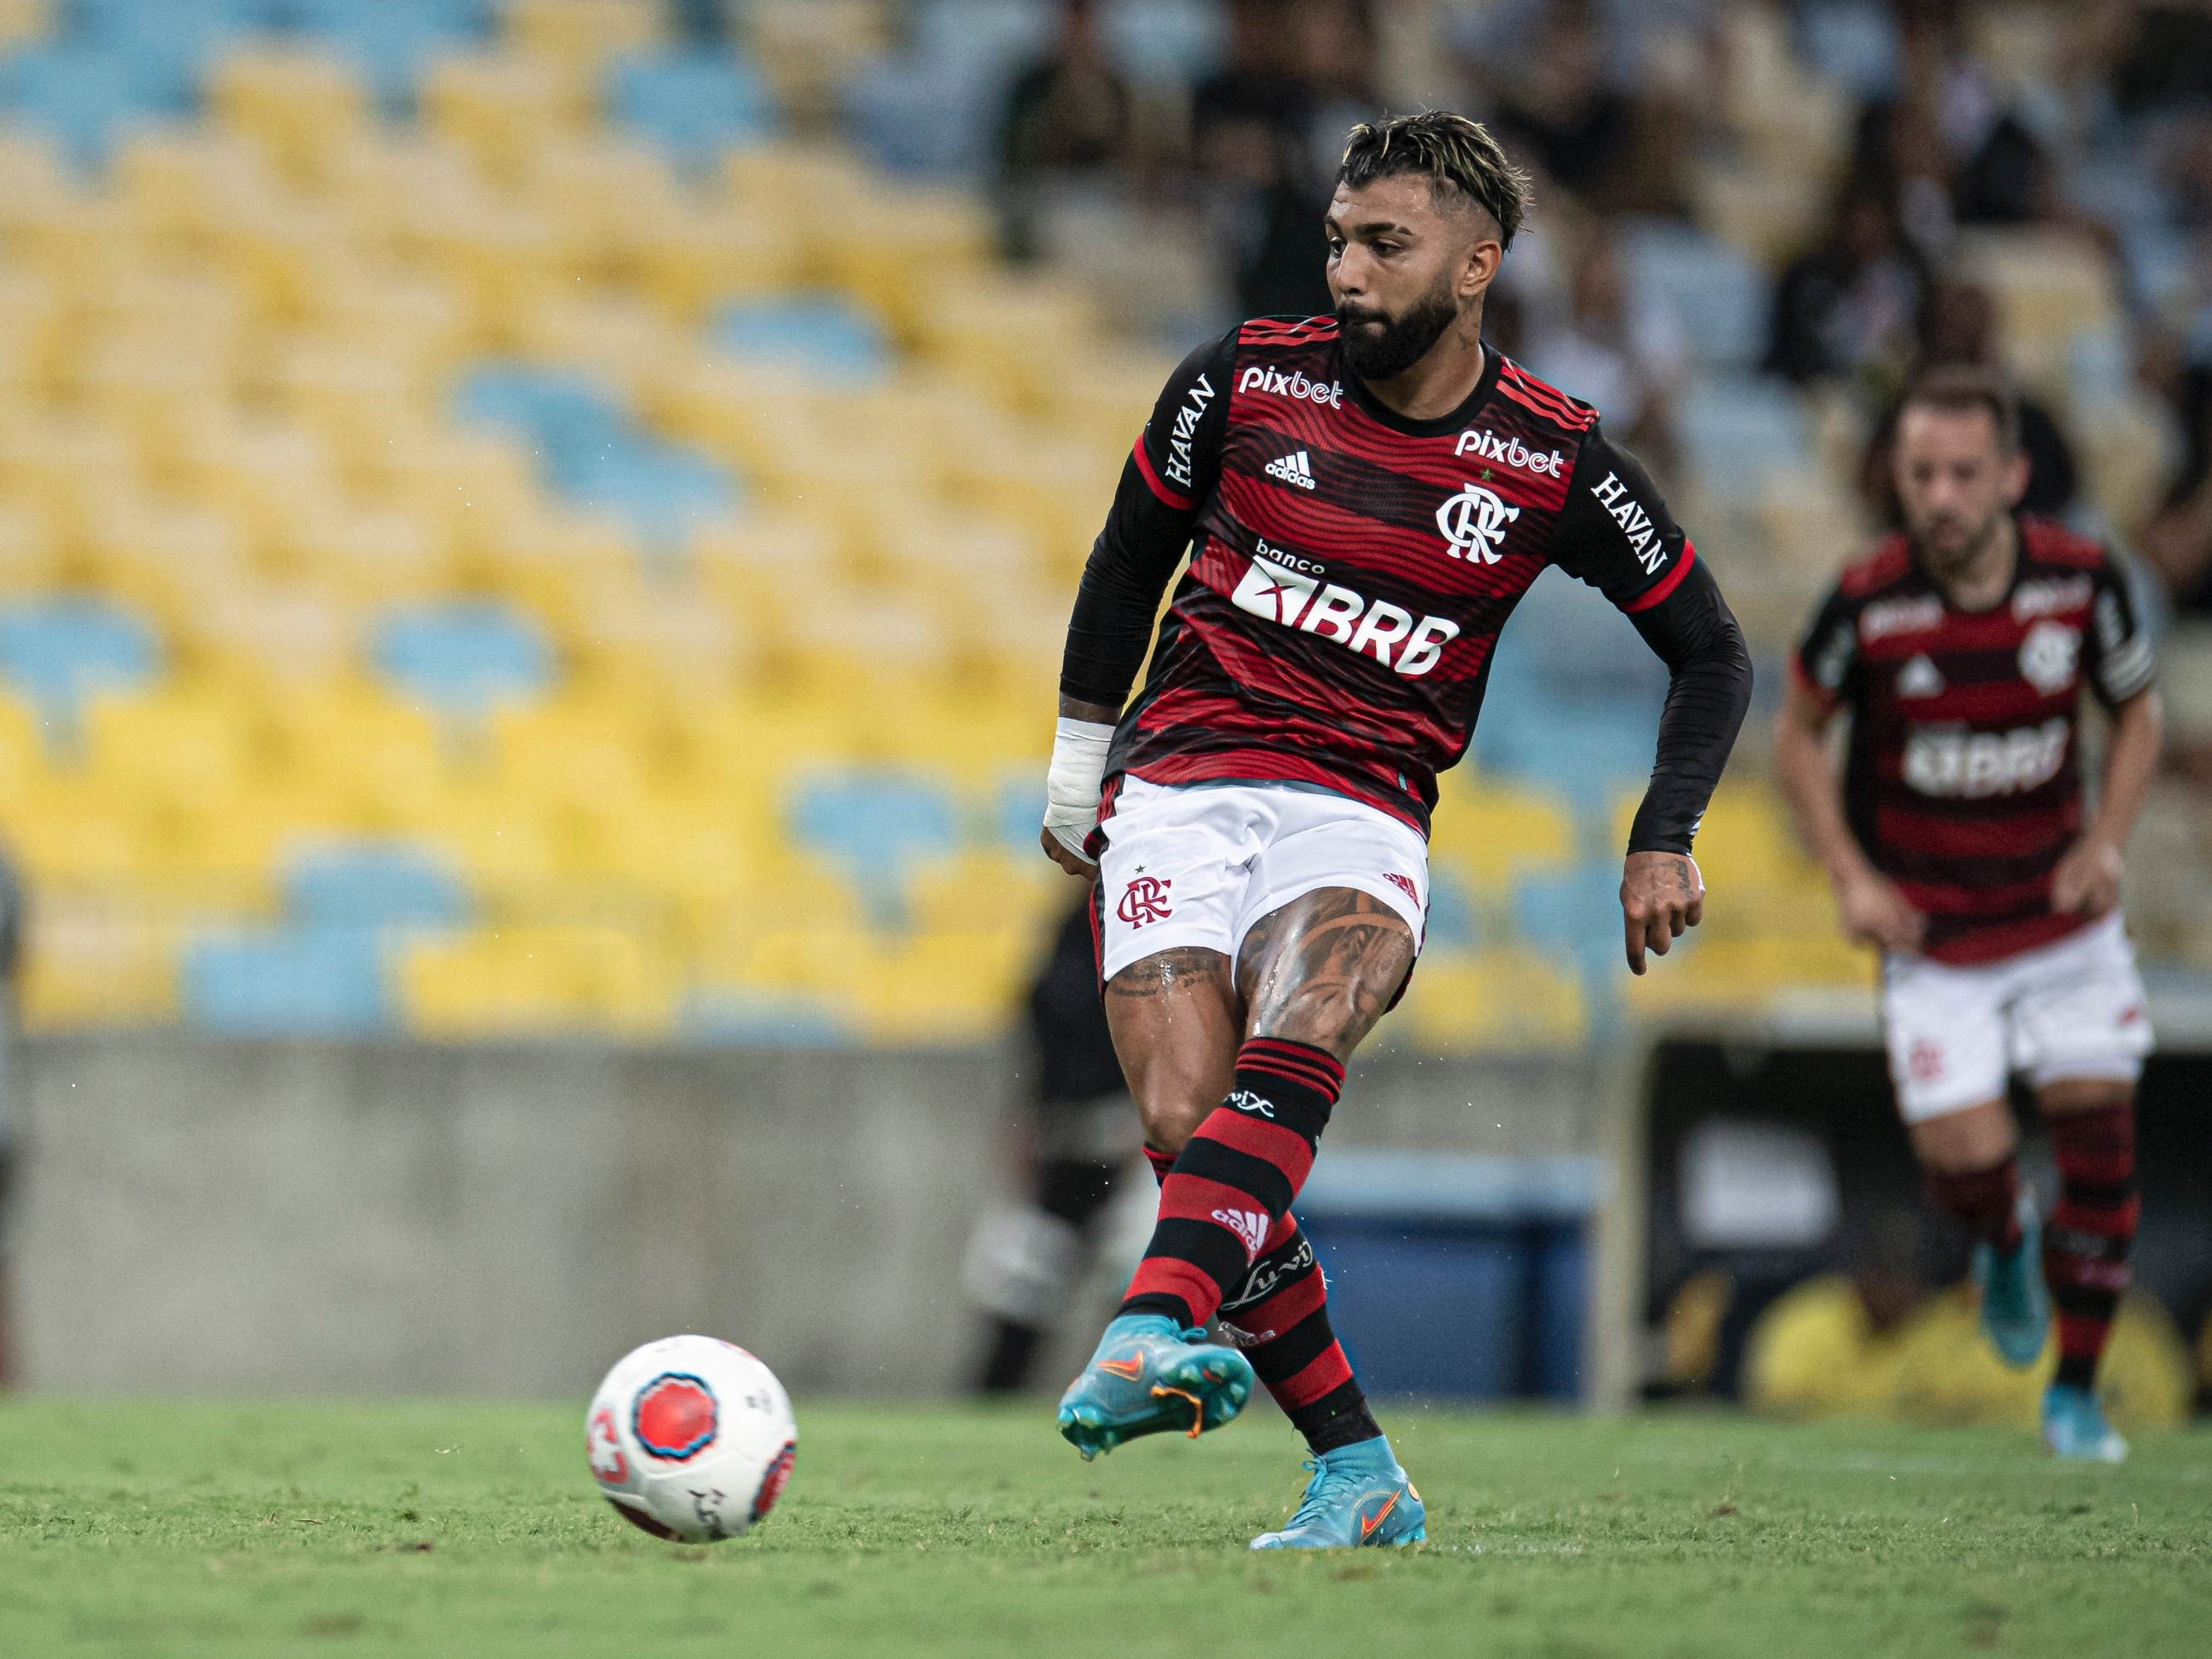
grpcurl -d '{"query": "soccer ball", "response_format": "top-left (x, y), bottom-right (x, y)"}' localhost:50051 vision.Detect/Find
top-left (586, 1335), bottom-right (797, 1542)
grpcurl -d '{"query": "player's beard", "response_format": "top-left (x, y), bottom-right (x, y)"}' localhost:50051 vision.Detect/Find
top-left (1911, 501), bottom-right (2004, 582)
top-left (1335, 272), bottom-right (1464, 382)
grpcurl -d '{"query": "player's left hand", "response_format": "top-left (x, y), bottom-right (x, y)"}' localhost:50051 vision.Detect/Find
top-left (1620, 851), bottom-right (1704, 975)
top-left (2050, 835), bottom-right (2123, 917)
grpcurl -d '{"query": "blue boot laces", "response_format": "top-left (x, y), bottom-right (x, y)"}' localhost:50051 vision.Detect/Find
top-left (1279, 1457), bottom-right (1361, 1533)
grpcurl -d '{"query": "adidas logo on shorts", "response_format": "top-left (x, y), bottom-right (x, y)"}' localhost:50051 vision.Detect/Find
top-left (1265, 449), bottom-right (1316, 490)
top-left (1212, 1208), bottom-right (1271, 1261)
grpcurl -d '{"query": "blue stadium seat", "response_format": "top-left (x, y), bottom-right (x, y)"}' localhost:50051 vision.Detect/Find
top-left (282, 840), bottom-right (470, 930)
top-left (0, 597), bottom-right (160, 740)
top-left (788, 769), bottom-right (959, 927)
top-left (712, 294), bottom-right (889, 388)
top-left (1512, 861), bottom-right (1632, 1014)
top-left (179, 926), bottom-right (393, 1038)
top-left (1423, 869), bottom-right (1482, 953)
top-left (1616, 221), bottom-right (1769, 371)
top-left (285, 0), bottom-right (491, 108)
top-left (453, 362), bottom-right (739, 546)
top-left (372, 600), bottom-right (553, 716)
top-left (839, 0), bottom-right (1050, 175)
top-left (994, 773), bottom-right (1046, 856)
top-left (605, 46), bottom-right (775, 169)
top-left (684, 989), bottom-right (852, 1048)
top-left (1472, 689), bottom-right (1656, 822)
top-left (0, 43), bottom-right (170, 169)
top-left (69, 0), bottom-right (273, 110)
top-left (1675, 375), bottom-right (1811, 503)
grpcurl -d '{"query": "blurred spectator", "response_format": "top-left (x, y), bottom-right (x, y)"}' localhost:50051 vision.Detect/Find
top-left (2111, 2), bottom-right (2212, 118)
top-left (1850, 96), bottom-right (1956, 257)
top-left (1477, 0), bottom-right (1637, 205)
top-left (1526, 226), bottom-right (1683, 479)
top-left (967, 903), bottom-right (1143, 1394)
top-left (997, 0), bottom-right (1134, 262)
top-left (1856, 280), bottom-right (2078, 528)
top-left (2138, 365), bottom-right (2212, 612)
top-left (1190, 0), bottom-right (1380, 320)
top-left (1766, 180), bottom-right (1928, 388)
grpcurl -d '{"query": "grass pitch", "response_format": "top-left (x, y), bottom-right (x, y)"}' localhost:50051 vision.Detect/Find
top-left (0, 1398), bottom-right (2206, 1657)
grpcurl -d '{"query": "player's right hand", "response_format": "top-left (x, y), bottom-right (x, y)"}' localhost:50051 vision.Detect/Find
top-left (1040, 825), bottom-right (1099, 881)
top-left (1836, 866), bottom-right (1925, 953)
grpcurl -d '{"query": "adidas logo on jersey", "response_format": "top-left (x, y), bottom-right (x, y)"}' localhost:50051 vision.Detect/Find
top-left (1230, 552), bottom-right (1462, 676)
top-left (1266, 450), bottom-right (1317, 490)
top-left (1212, 1208), bottom-right (1272, 1262)
top-left (1896, 655), bottom-right (1944, 698)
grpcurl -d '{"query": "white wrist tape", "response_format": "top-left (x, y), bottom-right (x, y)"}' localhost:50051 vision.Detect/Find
top-left (1043, 718), bottom-right (1113, 864)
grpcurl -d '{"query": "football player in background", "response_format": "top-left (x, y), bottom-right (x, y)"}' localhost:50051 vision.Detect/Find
top-left (1775, 366), bottom-right (2162, 1462)
top-left (1038, 112), bottom-right (1751, 1547)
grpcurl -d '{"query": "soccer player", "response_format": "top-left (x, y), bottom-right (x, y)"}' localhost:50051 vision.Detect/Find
top-left (1774, 366), bottom-right (2161, 1462)
top-left (1037, 112), bottom-right (1752, 1547)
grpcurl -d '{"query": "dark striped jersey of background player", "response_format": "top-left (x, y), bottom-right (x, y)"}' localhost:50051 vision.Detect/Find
top-left (1054, 313), bottom-right (1754, 935)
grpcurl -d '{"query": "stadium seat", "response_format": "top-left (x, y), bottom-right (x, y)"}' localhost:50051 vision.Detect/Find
top-left (371, 598), bottom-right (553, 717)
top-left (291, 0), bottom-right (492, 110)
top-left (1428, 777), bottom-right (1575, 893)
top-left (1513, 861), bottom-right (1633, 998)
top-left (786, 768), bottom-right (959, 927)
top-left (0, 42), bottom-right (160, 169)
top-left (179, 925), bottom-right (393, 1038)
top-left (0, 595), bottom-right (160, 740)
top-left (1393, 945), bottom-right (1588, 1054)
top-left (710, 292), bottom-right (889, 388)
top-left (280, 838), bottom-right (469, 930)
top-left (395, 921), bottom-right (679, 1039)
top-left (206, 43), bottom-right (370, 186)
top-left (605, 45), bottom-right (775, 169)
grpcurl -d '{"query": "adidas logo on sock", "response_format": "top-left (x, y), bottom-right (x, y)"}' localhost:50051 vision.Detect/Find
top-left (1264, 449), bottom-right (1316, 490)
top-left (1212, 1208), bottom-right (1271, 1261)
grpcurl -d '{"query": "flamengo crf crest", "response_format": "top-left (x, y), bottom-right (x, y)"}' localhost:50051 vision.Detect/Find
top-left (1436, 483), bottom-right (1519, 563)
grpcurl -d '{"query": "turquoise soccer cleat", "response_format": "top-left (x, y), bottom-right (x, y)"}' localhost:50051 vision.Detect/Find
top-left (2043, 1383), bottom-right (2128, 1463)
top-left (1249, 1437), bottom-right (1426, 1550)
top-left (1056, 1314), bottom-right (1255, 1461)
top-left (1972, 1197), bottom-right (2051, 1370)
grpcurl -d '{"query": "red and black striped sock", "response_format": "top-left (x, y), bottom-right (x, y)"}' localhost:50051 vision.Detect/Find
top-left (1219, 1211), bottom-right (1380, 1452)
top-left (1118, 1037), bottom-right (1343, 1331)
top-left (2043, 1104), bottom-right (2138, 1391)
top-left (1926, 1156), bottom-right (2023, 1250)
top-left (1142, 1145), bottom-right (1175, 1187)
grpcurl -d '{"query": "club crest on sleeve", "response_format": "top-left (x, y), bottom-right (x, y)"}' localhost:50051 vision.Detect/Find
top-left (633, 1373), bottom-right (718, 1461)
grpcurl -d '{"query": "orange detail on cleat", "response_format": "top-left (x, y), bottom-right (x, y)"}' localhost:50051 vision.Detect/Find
top-left (1359, 1490), bottom-right (1400, 1539)
top-left (1150, 1383), bottom-right (1205, 1437)
top-left (1097, 1356), bottom-right (1145, 1380)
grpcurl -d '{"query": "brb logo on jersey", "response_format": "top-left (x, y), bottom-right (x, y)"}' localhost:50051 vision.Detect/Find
top-left (1903, 718), bottom-right (2068, 798)
top-left (1231, 552), bottom-right (1462, 676)
top-left (1118, 875), bottom-right (1173, 926)
top-left (1435, 483), bottom-right (1519, 563)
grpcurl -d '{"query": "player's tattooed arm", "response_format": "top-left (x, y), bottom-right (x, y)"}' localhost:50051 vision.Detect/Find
top-left (1620, 850), bottom-right (1705, 975)
top-left (1237, 888), bottom-right (1416, 1061)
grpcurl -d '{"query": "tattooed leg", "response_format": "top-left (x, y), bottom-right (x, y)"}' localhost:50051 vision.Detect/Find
top-left (1236, 887), bottom-right (1418, 1060)
top-left (1104, 946), bottom-right (1243, 1157)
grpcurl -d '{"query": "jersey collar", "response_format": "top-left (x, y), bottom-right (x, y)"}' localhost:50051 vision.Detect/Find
top-left (1342, 341), bottom-right (1505, 438)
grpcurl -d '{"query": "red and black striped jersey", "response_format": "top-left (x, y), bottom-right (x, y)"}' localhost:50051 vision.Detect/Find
top-left (1076, 316), bottom-right (1703, 838)
top-left (1792, 518), bottom-right (2155, 965)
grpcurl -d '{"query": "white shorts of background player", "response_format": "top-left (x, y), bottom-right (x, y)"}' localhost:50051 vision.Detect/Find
top-left (1094, 778), bottom-right (1428, 984)
top-left (1880, 911), bottom-right (2155, 1123)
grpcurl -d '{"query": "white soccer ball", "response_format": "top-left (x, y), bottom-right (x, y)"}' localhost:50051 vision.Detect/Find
top-left (586, 1334), bottom-right (797, 1542)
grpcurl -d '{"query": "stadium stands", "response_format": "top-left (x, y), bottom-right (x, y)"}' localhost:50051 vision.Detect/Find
top-left (0, 1), bottom-right (2195, 1052)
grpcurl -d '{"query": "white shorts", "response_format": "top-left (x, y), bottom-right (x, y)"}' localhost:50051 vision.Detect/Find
top-left (1880, 912), bottom-right (2155, 1122)
top-left (1094, 777), bottom-right (1428, 984)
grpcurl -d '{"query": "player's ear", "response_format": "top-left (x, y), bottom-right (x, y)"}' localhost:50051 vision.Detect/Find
top-left (1457, 223), bottom-right (1503, 301)
top-left (2000, 447), bottom-right (2031, 507)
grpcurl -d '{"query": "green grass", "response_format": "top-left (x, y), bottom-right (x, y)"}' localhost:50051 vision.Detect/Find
top-left (1, 1398), bottom-right (2207, 1657)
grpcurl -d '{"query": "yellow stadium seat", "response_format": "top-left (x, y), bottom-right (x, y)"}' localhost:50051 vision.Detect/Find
top-left (413, 197), bottom-right (582, 350)
top-left (0, 410), bottom-right (145, 546)
top-left (0, 503), bottom-right (60, 595)
top-left (206, 45), bottom-right (370, 188)
top-left (420, 49), bottom-right (585, 185)
top-left (1392, 946), bottom-right (1588, 1053)
top-left (1428, 776), bottom-right (1575, 892)
top-left (19, 898), bottom-right (181, 1032)
top-left (0, 128), bottom-right (72, 238)
top-left (1613, 784), bottom-right (1807, 889)
top-left (175, 416), bottom-right (342, 561)
top-left (905, 851), bottom-right (1060, 940)
top-left (0, 188), bottom-right (135, 287)
top-left (374, 424), bottom-right (541, 557)
top-left (397, 922), bottom-right (681, 1039)
top-left (850, 929), bottom-right (1033, 1044)
top-left (323, 130), bottom-right (490, 258)
top-left (0, 0), bottom-right (48, 48)
top-left (511, 287), bottom-right (686, 405)
top-left (82, 501), bottom-right (247, 625)
top-left (634, 205), bottom-right (804, 318)
top-left (111, 130), bottom-right (282, 258)
top-left (263, 341), bottom-right (422, 482)
top-left (823, 190), bottom-right (994, 343)
top-left (1622, 935), bottom-right (1876, 1020)
top-left (184, 581), bottom-right (356, 689)
top-left (514, 135), bottom-right (687, 282)
top-left (505, 0), bottom-right (666, 87)
top-left (291, 504), bottom-right (454, 606)
top-left (0, 268), bottom-right (60, 401)
top-left (723, 141), bottom-right (877, 236)
top-left (911, 273), bottom-right (1102, 416)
